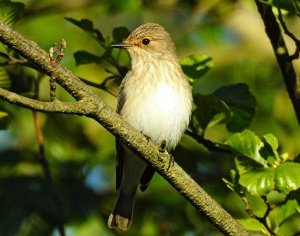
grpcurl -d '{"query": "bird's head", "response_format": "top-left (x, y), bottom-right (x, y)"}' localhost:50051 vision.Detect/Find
top-left (111, 23), bottom-right (177, 59)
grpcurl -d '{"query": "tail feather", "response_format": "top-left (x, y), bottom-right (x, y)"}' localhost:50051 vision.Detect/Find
top-left (108, 214), bottom-right (132, 230)
top-left (107, 189), bottom-right (136, 230)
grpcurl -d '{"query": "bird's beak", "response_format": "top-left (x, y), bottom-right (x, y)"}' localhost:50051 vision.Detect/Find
top-left (110, 42), bottom-right (132, 49)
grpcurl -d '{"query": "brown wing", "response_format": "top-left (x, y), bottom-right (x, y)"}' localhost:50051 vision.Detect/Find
top-left (115, 85), bottom-right (126, 190)
top-left (116, 83), bottom-right (126, 114)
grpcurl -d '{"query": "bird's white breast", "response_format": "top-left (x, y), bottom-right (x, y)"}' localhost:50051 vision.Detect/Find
top-left (120, 60), bottom-right (192, 150)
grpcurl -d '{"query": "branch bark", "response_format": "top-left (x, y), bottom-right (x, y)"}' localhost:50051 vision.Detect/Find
top-left (0, 20), bottom-right (249, 235)
top-left (255, 0), bottom-right (300, 123)
top-left (0, 87), bottom-right (90, 114)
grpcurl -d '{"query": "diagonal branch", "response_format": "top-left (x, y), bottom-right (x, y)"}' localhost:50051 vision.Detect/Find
top-left (0, 20), bottom-right (249, 235)
top-left (255, 0), bottom-right (300, 124)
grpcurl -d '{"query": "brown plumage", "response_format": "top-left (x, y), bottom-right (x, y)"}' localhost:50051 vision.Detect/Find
top-left (108, 23), bottom-right (192, 230)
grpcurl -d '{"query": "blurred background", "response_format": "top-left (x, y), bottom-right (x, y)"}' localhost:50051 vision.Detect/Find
top-left (0, 0), bottom-right (300, 235)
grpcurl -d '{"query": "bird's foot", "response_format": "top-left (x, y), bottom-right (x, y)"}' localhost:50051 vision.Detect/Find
top-left (158, 140), bottom-right (174, 171)
top-left (159, 140), bottom-right (167, 153)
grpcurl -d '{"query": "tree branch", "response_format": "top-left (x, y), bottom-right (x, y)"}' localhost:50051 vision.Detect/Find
top-left (0, 87), bottom-right (91, 115)
top-left (254, 0), bottom-right (300, 124)
top-left (0, 20), bottom-right (249, 235)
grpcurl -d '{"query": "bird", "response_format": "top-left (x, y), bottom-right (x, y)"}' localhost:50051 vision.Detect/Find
top-left (108, 23), bottom-right (192, 230)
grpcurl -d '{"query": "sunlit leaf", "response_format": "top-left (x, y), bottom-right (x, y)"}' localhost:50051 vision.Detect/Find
top-left (65, 17), bottom-right (105, 42)
top-left (263, 134), bottom-right (278, 152)
top-left (238, 218), bottom-right (264, 232)
top-left (0, 0), bottom-right (24, 26)
top-left (74, 50), bottom-right (104, 66)
top-left (0, 68), bottom-right (10, 89)
top-left (226, 130), bottom-right (267, 166)
top-left (275, 162), bottom-right (300, 193)
top-left (228, 132), bottom-right (300, 196)
top-left (112, 26), bottom-right (130, 43)
top-left (236, 159), bottom-right (300, 196)
top-left (181, 54), bottom-right (213, 82)
top-left (192, 93), bottom-right (231, 131)
top-left (215, 83), bottom-right (256, 132)
top-left (276, 200), bottom-right (299, 227)
top-left (262, 133), bottom-right (280, 162)
top-left (237, 164), bottom-right (274, 196)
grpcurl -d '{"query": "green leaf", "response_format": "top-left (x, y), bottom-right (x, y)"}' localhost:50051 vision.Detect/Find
top-left (0, 111), bottom-right (10, 130)
top-left (262, 133), bottom-right (280, 162)
top-left (65, 17), bottom-right (105, 42)
top-left (181, 54), bottom-right (213, 82)
top-left (226, 130), bottom-right (268, 166)
top-left (275, 162), bottom-right (300, 194)
top-left (73, 50), bottom-right (104, 66)
top-left (192, 93), bottom-right (231, 131)
top-left (276, 199), bottom-right (299, 227)
top-left (112, 26), bottom-right (130, 43)
top-left (0, 0), bottom-right (25, 26)
top-left (0, 67), bottom-right (10, 89)
top-left (266, 190), bottom-right (286, 205)
top-left (237, 163), bottom-right (274, 196)
top-left (235, 160), bottom-right (300, 196)
top-left (214, 83), bottom-right (256, 132)
top-left (238, 218), bottom-right (264, 232)
top-left (263, 134), bottom-right (278, 153)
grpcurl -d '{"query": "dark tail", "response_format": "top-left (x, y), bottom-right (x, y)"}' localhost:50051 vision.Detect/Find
top-left (107, 189), bottom-right (137, 230)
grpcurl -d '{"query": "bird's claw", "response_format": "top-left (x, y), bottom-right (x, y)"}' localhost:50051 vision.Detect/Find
top-left (157, 140), bottom-right (174, 171)
top-left (159, 140), bottom-right (167, 153)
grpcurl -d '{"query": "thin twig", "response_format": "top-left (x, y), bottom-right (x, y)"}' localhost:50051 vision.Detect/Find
top-left (185, 129), bottom-right (232, 154)
top-left (80, 76), bottom-right (118, 97)
top-left (260, 196), bottom-right (275, 236)
top-left (49, 39), bottom-right (67, 101)
top-left (277, 9), bottom-right (300, 60)
top-left (240, 191), bottom-right (275, 235)
top-left (255, 0), bottom-right (300, 124)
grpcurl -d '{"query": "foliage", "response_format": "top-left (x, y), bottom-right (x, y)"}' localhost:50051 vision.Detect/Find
top-left (0, 0), bottom-right (300, 235)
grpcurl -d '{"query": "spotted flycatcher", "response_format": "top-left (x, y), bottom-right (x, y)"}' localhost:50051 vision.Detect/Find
top-left (108, 23), bottom-right (192, 230)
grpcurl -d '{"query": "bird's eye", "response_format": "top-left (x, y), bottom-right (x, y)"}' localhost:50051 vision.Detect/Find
top-left (142, 38), bottom-right (150, 45)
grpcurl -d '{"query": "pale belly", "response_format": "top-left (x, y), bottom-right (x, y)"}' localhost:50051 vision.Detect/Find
top-left (121, 82), bottom-right (190, 150)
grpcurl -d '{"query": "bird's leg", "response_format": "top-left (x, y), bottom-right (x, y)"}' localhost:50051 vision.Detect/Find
top-left (159, 140), bottom-right (167, 153)
top-left (158, 140), bottom-right (174, 171)
top-left (143, 136), bottom-right (174, 170)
